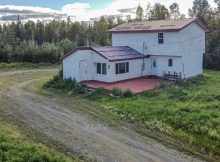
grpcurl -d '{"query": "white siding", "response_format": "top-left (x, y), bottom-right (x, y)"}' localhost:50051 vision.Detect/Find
top-left (179, 23), bottom-right (205, 78)
top-left (63, 49), bottom-right (149, 82)
top-left (112, 32), bottom-right (182, 56)
top-left (63, 50), bottom-right (110, 82)
top-left (146, 56), bottom-right (183, 77)
top-left (112, 22), bottom-right (206, 78)
top-left (108, 59), bottom-right (147, 82)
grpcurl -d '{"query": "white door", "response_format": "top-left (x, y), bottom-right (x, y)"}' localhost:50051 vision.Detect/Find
top-left (151, 58), bottom-right (158, 76)
top-left (79, 60), bottom-right (88, 81)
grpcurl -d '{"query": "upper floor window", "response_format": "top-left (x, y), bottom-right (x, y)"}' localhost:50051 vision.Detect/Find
top-left (158, 33), bottom-right (164, 44)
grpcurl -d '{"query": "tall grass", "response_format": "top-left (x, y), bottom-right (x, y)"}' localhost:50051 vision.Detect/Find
top-left (0, 118), bottom-right (78, 162)
top-left (92, 71), bottom-right (220, 155)
top-left (0, 62), bottom-right (58, 72)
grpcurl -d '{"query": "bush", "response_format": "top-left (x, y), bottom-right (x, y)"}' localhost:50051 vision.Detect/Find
top-left (111, 88), bottom-right (133, 98)
top-left (123, 89), bottom-right (133, 98)
top-left (43, 71), bottom-right (85, 95)
top-left (111, 88), bottom-right (124, 97)
top-left (88, 88), bottom-right (108, 101)
top-left (0, 133), bottom-right (71, 162)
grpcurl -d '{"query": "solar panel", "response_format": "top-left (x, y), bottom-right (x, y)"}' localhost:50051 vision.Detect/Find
top-left (93, 46), bottom-right (144, 61)
top-left (134, 26), bottom-right (151, 29)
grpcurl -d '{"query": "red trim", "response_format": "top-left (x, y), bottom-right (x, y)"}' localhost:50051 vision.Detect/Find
top-left (80, 76), bottom-right (157, 84)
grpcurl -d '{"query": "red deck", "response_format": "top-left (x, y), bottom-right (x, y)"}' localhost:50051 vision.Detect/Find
top-left (81, 77), bottom-right (171, 94)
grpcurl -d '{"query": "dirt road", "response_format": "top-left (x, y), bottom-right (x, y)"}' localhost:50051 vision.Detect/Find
top-left (0, 69), bottom-right (205, 162)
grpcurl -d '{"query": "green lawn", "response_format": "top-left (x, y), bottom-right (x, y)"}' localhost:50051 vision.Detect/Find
top-left (0, 117), bottom-right (80, 162)
top-left (0, 62), bottom-right (60, 72)
top-left (18, 69), bottom-right (220, 160)
top-left (89, 70), bottom-right (220, 156)
top-left (0, 69), bottom-right (82, 162)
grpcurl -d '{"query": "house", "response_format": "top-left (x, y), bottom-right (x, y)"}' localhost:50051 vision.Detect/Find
top-left (62, 18), bottom-right (210, 83)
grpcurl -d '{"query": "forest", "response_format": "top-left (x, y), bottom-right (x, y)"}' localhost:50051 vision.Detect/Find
top-left (0, 0), bottom-right (219, 70)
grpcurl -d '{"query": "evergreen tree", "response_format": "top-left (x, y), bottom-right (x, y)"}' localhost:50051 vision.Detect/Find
top-left (169, 3), bottom-right (180, 19)
top-left (191, 0), bottom-right (210, 19)
top-left (136, 4), bottom-right (144, 21)
top-left (149, 3), bottom-right (170, 20)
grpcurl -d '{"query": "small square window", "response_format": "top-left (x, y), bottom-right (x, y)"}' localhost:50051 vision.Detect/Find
top-left (168, 59), bottom-right (173, 67)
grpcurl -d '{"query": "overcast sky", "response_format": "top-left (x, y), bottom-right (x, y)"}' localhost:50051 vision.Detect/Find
top-left (0, 0), bottom-right (218, 23)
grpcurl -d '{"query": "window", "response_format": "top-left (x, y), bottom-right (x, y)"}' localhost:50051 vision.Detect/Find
top-left (97, 63), bottom-right (107, 75)
top-left (102, 63), bottom-right (106, 74)
top-left (116, 62), bottom-right (129, 74)
top-left (168, 59), bottom-right (173, 67)
top-left (158, 33), bottom-right (164, 44)
top-left (97, 63), bottom-right (101, 74)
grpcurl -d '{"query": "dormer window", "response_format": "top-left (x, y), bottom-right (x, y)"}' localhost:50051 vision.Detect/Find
top-left (158, 33), bottom-right (164, 44)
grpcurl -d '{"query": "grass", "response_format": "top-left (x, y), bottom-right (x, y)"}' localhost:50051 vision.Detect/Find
top-left (0, 69), bottom-right (58, 91)
top-left (0, 117), bottom-right (80, 162)
top-left (0, 62), bottom-right (60, 72)
top-left (89, 71), bottom-right (220, 156)
top-left (21, 69), bottom-right (220, 160)
top-left (0, 68), bottom-right (84, 162)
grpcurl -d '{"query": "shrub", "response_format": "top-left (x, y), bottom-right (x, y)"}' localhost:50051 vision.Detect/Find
top-left (111, 88), bottom-right (124, 97)
top-left (0, 133), bottom-right (70, 162)
top-left (43, 72), bottom-right (85, 95)
top-left (123, 89), bottom-right (133, 98)
top-left (88, 88), bottom-right (108, 101)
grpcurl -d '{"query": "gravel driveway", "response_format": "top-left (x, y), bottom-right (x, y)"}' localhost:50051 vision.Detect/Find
top-left (0, 69), bottom-right (205, 162)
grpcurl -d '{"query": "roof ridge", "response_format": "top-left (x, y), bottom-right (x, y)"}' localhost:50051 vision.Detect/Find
top-left (108, 18), bottom-right (210, 33)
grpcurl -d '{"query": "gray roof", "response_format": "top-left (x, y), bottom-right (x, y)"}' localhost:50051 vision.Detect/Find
top-left (62, 46), bottom-right (145, 61)
top-left (109, 18), bottom-right (210, 33)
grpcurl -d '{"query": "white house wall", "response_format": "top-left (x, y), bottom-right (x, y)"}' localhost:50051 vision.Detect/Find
top-left (146, 56), bottom-right (183, 77)
top-left (112, 22), bottom-right (206, 78)
top-left (108, 59), bottom-right (148, 82)
top-left (112, 32), bottom-right (182, 56)
top-left (63, 50), bottom-right (110, 82)
top-left (179, 23), bottom-right (205, 78)
top-left (91, 51), bottom-right (110, 82)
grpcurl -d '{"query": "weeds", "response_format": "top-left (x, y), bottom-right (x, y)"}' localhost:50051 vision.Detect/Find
top-left (111, 88), bottom-right (133, 98)
top-left (43, 69), bottom-right (85, 95)
top-left (0, 118), bottom-right (76, 162)
top-left (91, 71), bottom-right (220, 155)
top-left (0, 62), bottom-right (57, 72)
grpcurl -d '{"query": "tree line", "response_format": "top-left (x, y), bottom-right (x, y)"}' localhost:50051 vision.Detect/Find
top-left (0, 0), bottom-right (220, 70)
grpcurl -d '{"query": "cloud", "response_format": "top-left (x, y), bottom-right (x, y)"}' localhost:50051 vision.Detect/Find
top-left (0, 5), bottom-right (66, 23)
top-left (59, 0), bottom-right (196, 21)
top-left (0, 0), bottom-right (218, 23)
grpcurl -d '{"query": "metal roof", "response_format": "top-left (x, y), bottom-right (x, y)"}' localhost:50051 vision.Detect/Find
top-left (108, 18), bottom-right (210, 33)
top-left (62, 46), bottom-right (146, 61)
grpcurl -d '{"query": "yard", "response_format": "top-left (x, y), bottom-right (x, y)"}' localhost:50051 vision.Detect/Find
top-left (89, 70), bottom-right (220, 156)
top-left (0, 66), bottom-right (211, 162)
top-left (44, 69), bottom-right (220, 159)
top-left (0, 117), bottom-right (76, 162)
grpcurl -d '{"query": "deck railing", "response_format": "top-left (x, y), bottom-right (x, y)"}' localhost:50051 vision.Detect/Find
top-left (163, 71), bottom-right (182, 81)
